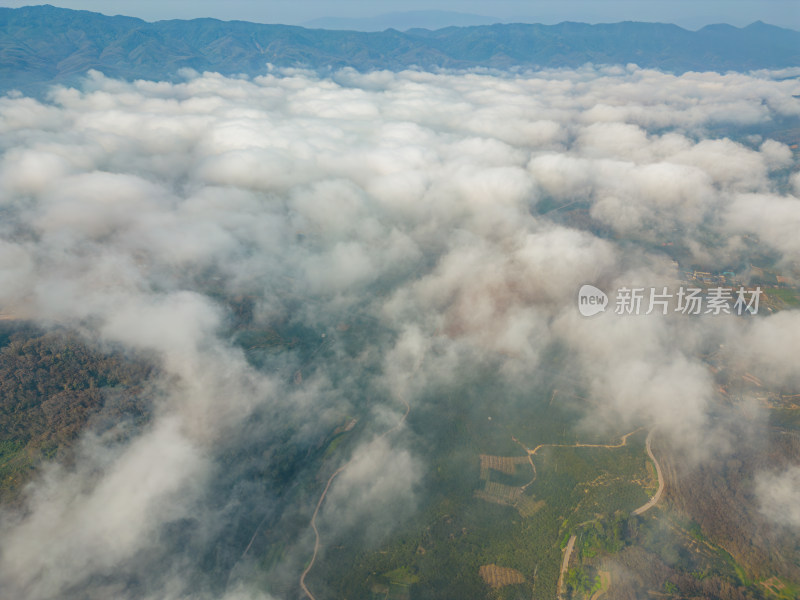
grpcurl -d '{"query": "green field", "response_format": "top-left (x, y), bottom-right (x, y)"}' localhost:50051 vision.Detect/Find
top-left (307, 354), bottom-right (658, 599)
top-left (765, 287), bottom-right (800, 307)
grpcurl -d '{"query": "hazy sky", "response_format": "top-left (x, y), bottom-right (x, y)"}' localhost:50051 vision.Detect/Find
top-left (1, 0), bottom-right (799, 30)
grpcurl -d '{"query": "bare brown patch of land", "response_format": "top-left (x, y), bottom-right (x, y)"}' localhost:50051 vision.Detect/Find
top-left (479, 564), bottom-right (525, 589)
top-left (478, 454), bottom-right (529, 479)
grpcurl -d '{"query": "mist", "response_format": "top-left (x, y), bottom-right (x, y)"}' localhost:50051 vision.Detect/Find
top-left (0, 65), bottom-right (798, 598)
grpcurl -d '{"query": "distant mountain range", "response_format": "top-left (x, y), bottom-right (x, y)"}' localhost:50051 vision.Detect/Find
top-left (2, 5), bottom-right (799, 95)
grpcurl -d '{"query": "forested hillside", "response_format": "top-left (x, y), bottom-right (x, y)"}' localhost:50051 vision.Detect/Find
top-left (0, 323), bottom-right (154, 499)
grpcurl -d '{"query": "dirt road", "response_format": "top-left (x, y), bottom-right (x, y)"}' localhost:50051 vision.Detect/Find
top-left (300, 394), bottom-right (411, 600)
top-left (632, 429), bottom-right (663, 516)
top-left (557, 534), bottom-right (577, 599)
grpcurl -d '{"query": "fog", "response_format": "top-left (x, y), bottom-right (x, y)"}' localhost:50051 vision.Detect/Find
top-left (0, 65), bottom-right (798, 598)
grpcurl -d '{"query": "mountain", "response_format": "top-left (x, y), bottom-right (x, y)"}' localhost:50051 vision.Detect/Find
top-left (2, 5), bottom-right (800, 95)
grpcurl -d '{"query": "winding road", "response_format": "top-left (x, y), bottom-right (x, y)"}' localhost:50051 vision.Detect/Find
top-left (299, 394), bottom-right (411, 600)
top-left (299, 462), bottom-right (351, 600)
top-left (512, 427), bottom-right (643, 490)
top-left (557, 534), bottom-right (577, 599)
top-left (632, 429), bottom-right (664, 516)
top-left (551, 428), bottom-right (664, 599)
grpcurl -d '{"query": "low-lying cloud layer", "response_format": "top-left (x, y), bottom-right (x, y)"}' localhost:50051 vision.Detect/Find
top-left (0, 65), bottom-right (798, 598)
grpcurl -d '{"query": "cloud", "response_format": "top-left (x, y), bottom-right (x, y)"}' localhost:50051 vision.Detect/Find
top-left (725, 192), bottom-right (800, 259)
top-left (322, 436), bottom-right (422, 545)
top-left (0, 65), bottom-right (797, 598)
top-left (0, 418), bottom-right (206, 600)
top-left (756, 466), bottom-right (800, 529)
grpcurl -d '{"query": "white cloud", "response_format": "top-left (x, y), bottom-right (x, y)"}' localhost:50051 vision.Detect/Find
top-left (0, 65), bottom-right (797, 598)
top-left (756, 466), bottom-right (800, 529)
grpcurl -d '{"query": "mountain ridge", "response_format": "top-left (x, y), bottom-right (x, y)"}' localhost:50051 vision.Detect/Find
top-left (2, 5), bottom-right (799, 95)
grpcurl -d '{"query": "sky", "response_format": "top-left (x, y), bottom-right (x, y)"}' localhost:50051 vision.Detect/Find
top-left (1, 0), bottom-right (799, 30)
